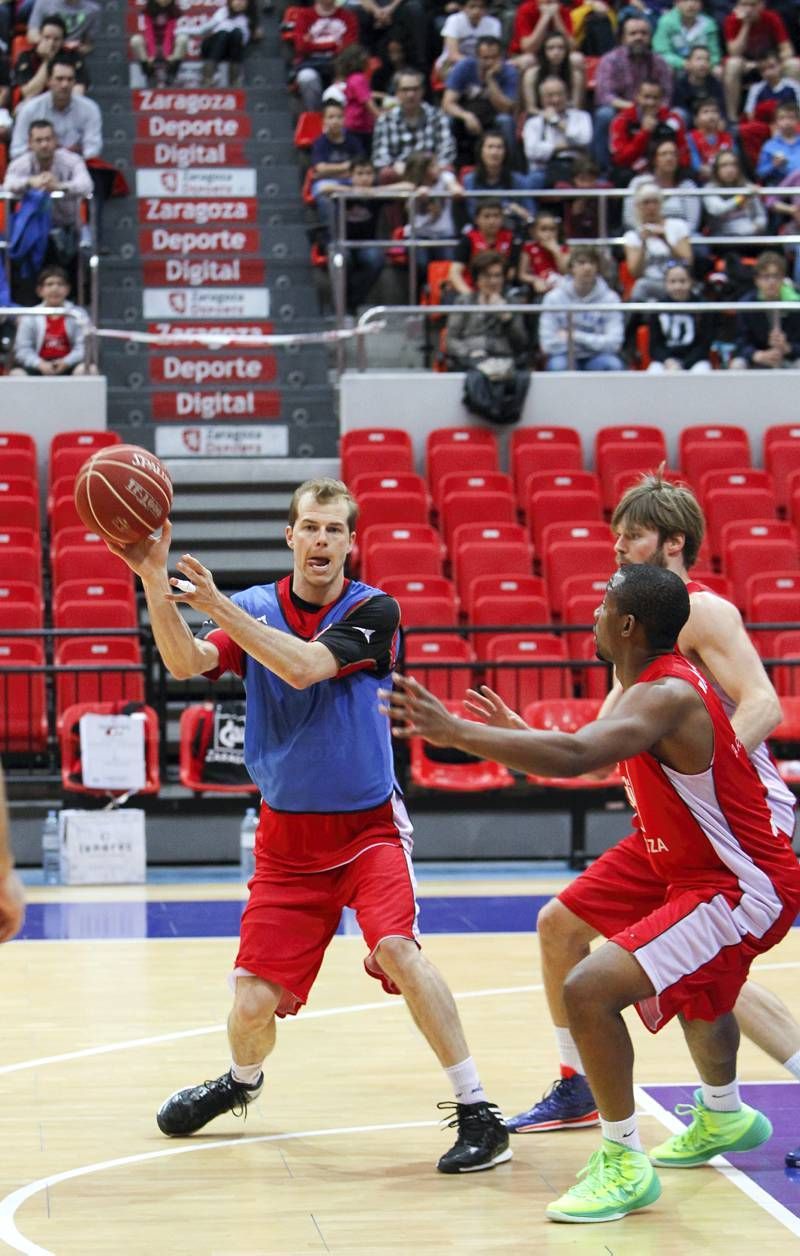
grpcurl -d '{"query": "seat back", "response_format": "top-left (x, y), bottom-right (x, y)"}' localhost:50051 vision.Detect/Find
top-left (465, 573), bottom-right (546, 621)
top-left (408, 699), bottom-right (514, 792)
top-left (455, 542), bottom-right (533, 605)
top-left (0, 638), bottom-right (47, 751)
top-left (705, 487), bottom-right (777, 558)
top-left (178, 703), bottom-right (259, 795)
top-left (441, 490), bottom-right (517, 550)
top-left (486, 633), bottom-right (571, 708)
top-left (341, 443), bottom-right (414, 484)
top-left (55, 638), bottom-right (144, 717)
top-left (428, 443), bottom-right (499, 505)
top-left (403, 635), bottom-right (475, 702)
top-left (543, 541), bottom-right (615, 614)
top-left (59, 701), bottom-right (160, 795)
top-left (773, 631), bottom-right (800, 697)
top-left (527, 488), bottom-right (603, 554)
top-left (724, 539), bottom-right (800, 608)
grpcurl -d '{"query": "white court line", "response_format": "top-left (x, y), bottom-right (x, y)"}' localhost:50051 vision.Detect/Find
top-left (0, 1120), bottom-right (440, 1256)
top-left (0, 984), bottom-right (544, 1076)
top-left (634, 1085), bottom-right (800, 1240)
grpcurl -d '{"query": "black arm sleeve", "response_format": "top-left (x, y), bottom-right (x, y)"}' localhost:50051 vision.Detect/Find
top-left (315, 595), bottom-right (401, 677)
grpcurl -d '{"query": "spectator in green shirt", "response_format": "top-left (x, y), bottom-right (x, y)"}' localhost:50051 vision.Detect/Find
top-left (653, 0), bottom-right (721, 74)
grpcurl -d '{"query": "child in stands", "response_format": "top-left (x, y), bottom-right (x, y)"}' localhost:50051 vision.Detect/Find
top-left (198, 0), bottom-right (251, 87)
top-left (448, 199), bottom-right (516, 295)
top-left (130, 0), bottom-right (188, 86)
top-left (686, 97), bottom-right (735, 182)
top-left (518, 212), bottom-right (569, 297)
top-left (10, 265), bottom-right (93, 376)
top-left (336, 44), bottom-right (381, 150)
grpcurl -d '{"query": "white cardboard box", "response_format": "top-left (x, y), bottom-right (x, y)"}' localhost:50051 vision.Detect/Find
top-left (58, 810), bottom-right (147, 885)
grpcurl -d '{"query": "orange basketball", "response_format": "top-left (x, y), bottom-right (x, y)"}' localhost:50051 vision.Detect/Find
top-left (73, 444), bottom-right (173, 545)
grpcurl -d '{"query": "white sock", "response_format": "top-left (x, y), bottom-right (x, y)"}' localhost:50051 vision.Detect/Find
top-left (445, 1056), bottom-right (488, 1105)
top-left (783, 1050), bottom-right (800, 1082)
top-left (231, 1061), bottom-right (263, 1087)
top-left (555, 1025), bottom-right (586, 1076)
top-left (600, 1114), bottom-right (643, 1152)
top-left (701, 1079), bottom-right (740, 1113)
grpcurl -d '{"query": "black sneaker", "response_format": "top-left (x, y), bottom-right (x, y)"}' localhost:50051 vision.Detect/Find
top-left (786, 1144), bottom-right (800, 1168)
top-left (436, 1100), bottom-right (513, 1173)
top-left (156, 1069), bottom-right (263, 1137)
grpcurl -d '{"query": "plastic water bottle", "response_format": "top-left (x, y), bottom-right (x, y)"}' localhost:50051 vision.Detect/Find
top-left (239, 807), bottom-right (258, 882)
top-left (41, 809), bottom-right (61, 885)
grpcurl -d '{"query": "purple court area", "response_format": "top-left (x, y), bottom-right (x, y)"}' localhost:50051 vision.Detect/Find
top-left (645, 1083), bottom-right (800, 1220)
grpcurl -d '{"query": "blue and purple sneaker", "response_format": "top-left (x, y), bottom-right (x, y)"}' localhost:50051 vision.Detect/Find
top-left (506, 1073), bottom-right (600, 1134)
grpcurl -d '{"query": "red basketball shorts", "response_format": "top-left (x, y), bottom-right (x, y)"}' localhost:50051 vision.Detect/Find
top-left (559, 830), bottom-right (800, 1031)
top-left (233, 841), bottom-right (420, 1017)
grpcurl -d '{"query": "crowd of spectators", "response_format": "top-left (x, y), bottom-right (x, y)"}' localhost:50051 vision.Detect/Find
top-left (0, 0), bottom-right (119, 372)
top-left (297, 0), bottom-right (800, 368)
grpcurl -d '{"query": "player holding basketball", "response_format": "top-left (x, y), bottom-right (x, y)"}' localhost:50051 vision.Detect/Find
top-left (473, 474), bottom-right (800, 1163)
top-left (384, 564), bottom-right (800, 1223)
top-left (105, 476), bottom-right (510, 1174)
top-left (0, 762), bottom-right (24, 943)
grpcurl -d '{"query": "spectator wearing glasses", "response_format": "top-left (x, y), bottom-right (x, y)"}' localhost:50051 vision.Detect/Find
top-left (372, 67), bottom-right (456, 225)
top-left (594, 16), bottom-right (673, 171)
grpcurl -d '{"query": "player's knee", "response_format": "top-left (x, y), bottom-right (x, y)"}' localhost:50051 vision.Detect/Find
top-left (374, 935), bottom-right (417, 979)
top-left (562, 960), bottom-right (600, 1023)
top-left (233, 977), bottom-right (280, 1029)
top-left (537, 898), bottom-right (590, 954)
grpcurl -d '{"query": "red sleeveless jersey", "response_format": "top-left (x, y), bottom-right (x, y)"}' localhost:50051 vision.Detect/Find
top-left (622, 653), bottom-right (800, 935)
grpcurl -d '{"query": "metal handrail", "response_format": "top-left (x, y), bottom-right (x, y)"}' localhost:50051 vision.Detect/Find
top-left (355, 300), bottom-right (799, 370)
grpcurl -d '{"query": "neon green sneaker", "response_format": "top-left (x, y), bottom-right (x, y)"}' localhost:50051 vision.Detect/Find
top-left (649, 1091), bottom-right (773, 1168)
top-left (546, 1138), bottom-right (662, 1224)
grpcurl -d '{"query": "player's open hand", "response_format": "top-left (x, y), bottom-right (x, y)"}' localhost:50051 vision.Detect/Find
top-left (463, 685), bottom-right (528, 730)
top-left (378, 673), bottom-right (459, 746)
top-left (0, 868), bottom-right (25, 943)
top-left (166, 552), bottom-right (221, 614)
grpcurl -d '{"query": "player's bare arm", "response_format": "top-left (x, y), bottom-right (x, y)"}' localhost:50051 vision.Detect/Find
top-left (382, 673), bottom-right (707, 777)
top-left (104, 521), bottom-right (220, 681)
top-left (681, 590), bottom-right (783, 752)
top-left (0, 761), bottom-right (25, 943)
top-left (167, 553), bottom-right (339, 690)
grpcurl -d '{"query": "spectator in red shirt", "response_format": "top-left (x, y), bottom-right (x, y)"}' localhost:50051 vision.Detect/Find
top-left (610, 79), bottom-right (688, 178)
top-left (518, 212), bottom-right (569, 297)
top-left (448, 200), bottom-right (516, 294)
top-left (294, 0), bottom-right (358, 112)
top-left (723, 0), bottom-right (800, 121)
top-left (510, 0), bottom-right (581, 67)
top-left (594, 16), bottom-right (673, 171)
top-left (687, 97), bottom-right (735, 181)
top-left (10, 265), bottom-right (93, 376)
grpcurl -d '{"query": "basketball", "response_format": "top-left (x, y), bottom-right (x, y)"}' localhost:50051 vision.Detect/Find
top-left (73, 444), bottom-right (173, 545)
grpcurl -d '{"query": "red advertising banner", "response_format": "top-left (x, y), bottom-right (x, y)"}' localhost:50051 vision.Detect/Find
top-left (149, 353), bottom-right (278, 385)
top-left (151, 389), bottom-right (283, 420)
top-left (132, 89), bottom-right (247, 113)
top-left (133, 141), bottom-right (249, 168)
top-left (139, 226), bottom-right (262, 254)
top-left (138, 198), bottom-right (259, 225)
top-left (142, 257), bottom-right (266, 286)
top-left (135, 114), bottom-right (252, 141)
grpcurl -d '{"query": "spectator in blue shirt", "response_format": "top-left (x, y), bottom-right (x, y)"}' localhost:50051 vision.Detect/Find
top-left (442, 35), bottom-right (518, 165)
top-left (756, 99), bottom-right (800, 182)
top-left (310, 101), bottom-right (364, 239)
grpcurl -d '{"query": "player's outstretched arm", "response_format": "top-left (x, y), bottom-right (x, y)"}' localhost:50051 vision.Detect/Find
top-left (166, 553), bottom-right (339, 690)
top-left (105, 521), bottom-right (219, 681)
top-left (381, 673), bottom-right (685, 778)
top-left (0, 761), bottom-right (24, 943)
top-left (683, 592), bottom-right (782, 751)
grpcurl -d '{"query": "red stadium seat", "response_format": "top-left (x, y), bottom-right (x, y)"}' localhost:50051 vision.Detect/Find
top-left (341, 428), bottom-right (413, 457)
top-left (359, 523), bottom-right (444, 583)
top-left (440, 490), bottom-right (517, 550)
top-left (698, 467), bottom-right (774, 501)
top-left (0, 530), bottom-right (40, 585)
top-left (688, 570), bottom-right (734, 600)
top-left (352, 472), bottom-right (428, 509)
top-left (59, 701), bottom-right (160, 795)
top-left (54, 579), bottom-right (136, 621)
top-left (486, 633), bottom-right (571, 709)
top-left (575, 634), bottom-right (612, 700)
top-left (294, 110), bottom-right (323, 149)
top-left (451, 521), bottom-right (528, 552)
top-left (434, 470), bottom-right (511, 515)
top-left (610, 466), bottom-right (681, 504)
top-left (773, 631), bottom-right (800, 696)
top-left (511, 441), bottom-right (583, 502)
top-left (55, 599), bottom-right (138, 632)
top-left (50, 445), bottom-right (103, 491)
top-left (382, 576), bottom-right (459, 629)
top-left (471, 592), bottom-right (552, 660)
top-left (408, 699), bottom-right (513, 792)
top-left (681, 426), bottom-right (751, 483)
top-left (720, 520), bottom-right (796, 551)
top-left (426, 427), bottom-right (498, 458)
top-left (427, 442), bottom-right (499, 505)
top-left (55, 638), bottom-right (144, 717)
top-left (0, 638), bottom-right (47, 751)
top-left (341, 442), bottom-right (414, 485)
top-left (704, 488), bottom-right (777, 560)
top-left (52, 544), bottom-right (131, 587)
top-left (542, 541), bottom-right (615, 615)
top-left (48, 430), bottom-right (120, 494)
top-left (0, 448), bottom-right (37, 480)
top-left (511, 425), bottom-right (581, 454)
top-left (725, 540), bottom-right (800, 609)
top-left (50, 494), bottom-right (86, 533)
top-left (0, 580), bottom-right (43, 617)
top-left (454, 540), bottom-right (533, 603)
top-left (404, 635), bottom-right (475, 702)
top-left (0, 602), bottom-right (41, 631)
top-left (0, 432), bottom-right (36, 456)
top-left (179, 703), bottom-right (259, 795)
top-left (765, 442), bottom-right (800, 516)
top-left (596, 441), bottom-right (670, 513)
top-left (764, 424), bottom-right (800, 456)
top-left (680, 424), bottom-right (750, 462)
top-left (525, 479), bottom-right (603, 553)
top-left (594, 425), bottom-right (667, 460)
top-left (0, 495), bottom-right (39, 533)
top-left (465, 573), bottom-right (548, 622)
top-left (523, 698), bottom-right (622, 788)
top-left (540, 521), bottom-right (610, 553)
top-left (562, 575), bottom-right (609, 659)
top-left (356, 489), bottom-right (429, 535)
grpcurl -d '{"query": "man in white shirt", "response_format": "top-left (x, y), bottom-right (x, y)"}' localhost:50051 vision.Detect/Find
top-left (522, 77), bottom-right (593, 187)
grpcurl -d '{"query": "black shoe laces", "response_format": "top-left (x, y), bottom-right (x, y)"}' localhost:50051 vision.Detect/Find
top-left (437, 1100), bottom-right (501, 1134)
top-left (200, 1073), bottom-right (254, 1120)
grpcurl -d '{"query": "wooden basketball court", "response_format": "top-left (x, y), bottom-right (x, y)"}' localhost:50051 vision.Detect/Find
top-left (1, 870), bottom-right (799, 1255)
